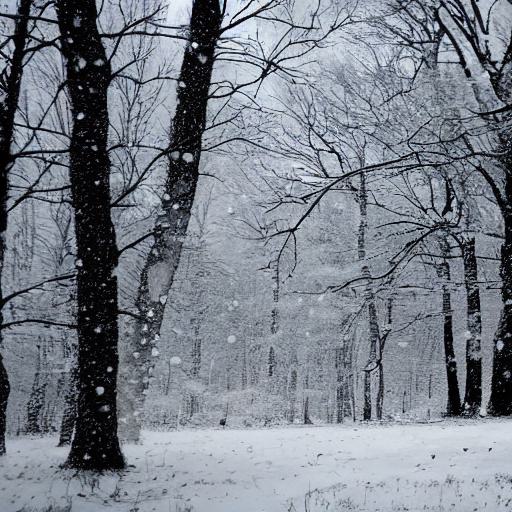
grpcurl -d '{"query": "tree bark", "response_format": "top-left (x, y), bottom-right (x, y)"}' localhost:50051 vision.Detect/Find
top-left (439, 245), bottom-right (461, 416)
top-left (460, 237), bottom-right (482, 416)
top-left (489, 204), bottom-right (512, 415)
top-left (376, 298), bottom-right (392, 420)
top-left (56, 0), bottom-right (124, 470)
top-left (0, 0), bottom-right (33, 456)
top-left (358, 172), bottom-right (380, 421)
top-left (118, 0), bottom-right (222, 443)
top-left (488, 126), bottom-right (512, 415)
top-left (335, 346), bottom-right (344, 423)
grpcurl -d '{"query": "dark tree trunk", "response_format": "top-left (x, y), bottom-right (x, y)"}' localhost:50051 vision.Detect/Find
top-left (440, 254), bottom-right (462, 416)
top-left (56, 0), bottom-right (124, 470)
top-left (335, 347), bottom-right (344, 423)
top-left (288, 368), bottom-right (297, 423)
top-left (268, 346), bottom-right (276, 378)
top-left (58, 361), bottom-right (78, 447)
top-left (189, 317), bottom-right (202, 417)
top-left (118, 0), bottom-right (222, 442)
top-left (376, 366), bottom-right (384, 420)
top-left (303, 395), bottom-right (312, 425)
top-left (0, 353), bottom-right (8, 455)
top-left (376, 298), bottom-right (393, 420)
top-left (488, 121), bottom-right (512, 415)
top-left (363, 266), bottom-right (380, 421)
top-left (461, 237), bottom-right (482, 416)
top-left (489, 204), bottom-right (512, 415)
top-left (357, 171), bottom-right (380, 421)
top-left (0, 0), bottom-right (33, 456)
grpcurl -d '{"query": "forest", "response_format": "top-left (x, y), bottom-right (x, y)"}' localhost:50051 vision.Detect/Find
top-left (0, 0), bottom-right (512, 511)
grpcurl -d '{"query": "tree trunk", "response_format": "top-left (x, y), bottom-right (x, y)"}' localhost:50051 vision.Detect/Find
top-left (0, 0), bottom-right (33, 456)
top-left (118, 0), bottom-right (222, 443)
top-left (335, 346), bottom-right (344, 423)
top-left (440, 249), bottom-right (461, 416)
top-left (303, 395), bottom-right (312, 425)
top-left (56, 0), bottom-right (124, 470)
top-left (461, 237), bottom-right (482, 416)
top-left (364, 287), bottom-right (380, 420)
top-left (489, 204), bottom-right (512, 415)
top-left (0, 353), bottom-right (8, 455)
top-left (357, 171), bottom-right (380, 420)
top-left (189, 316), bottom-right (202, 417)
top-left (376, 298), bottom-right (392, 420)
top-left (268, 346), bottom-right (276, 378)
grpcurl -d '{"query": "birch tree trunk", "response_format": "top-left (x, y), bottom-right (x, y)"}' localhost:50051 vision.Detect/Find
top-left (56, 0), bottom-right (124, 469)
top-left (461, 237), bottom-right (482, 416)
top-left (0, 0), bottom-right (33, 456)
top-left (118, 0), bottom-right (222, 442)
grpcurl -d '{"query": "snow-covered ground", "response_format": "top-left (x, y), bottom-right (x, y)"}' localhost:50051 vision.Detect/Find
top-left (1, 419), bottom-right (512, 512)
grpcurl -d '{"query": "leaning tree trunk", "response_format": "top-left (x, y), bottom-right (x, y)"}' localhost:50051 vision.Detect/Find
top-left (461, 237), bottom-right (482, 416)
top-left (118, 0), bottom-right (222, 443)
top-left (0, 0), bottom-right (33, 456)
top-left (439, 243), bottom-right (461, 417)
top-left (56, 0), bottom-right (124, 470)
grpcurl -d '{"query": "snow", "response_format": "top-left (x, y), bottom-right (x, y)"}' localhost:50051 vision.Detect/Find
top-left (1, 420), bottom-right (512, 512)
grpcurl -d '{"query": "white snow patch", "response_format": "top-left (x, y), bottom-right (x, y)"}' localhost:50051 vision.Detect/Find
top-left (2, 421), bottom-right (512, 512)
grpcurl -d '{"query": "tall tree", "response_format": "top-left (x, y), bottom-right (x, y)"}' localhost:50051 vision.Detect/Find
top-left (437, 0), bottom-right (512, 415)
top-left (119, 0), bottom-right (223, 442)
top-left (460, 236), bottom-right (482, 415)
top-left (438, 238), bottom-right (462, 416)
top-left (0, 0), bottom-right (33, 456)
top-left (56, 0), bottom-right (124, 469)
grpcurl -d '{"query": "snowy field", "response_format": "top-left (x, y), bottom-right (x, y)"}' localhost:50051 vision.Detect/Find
top-left (1, 419), bottom-right (512, 512)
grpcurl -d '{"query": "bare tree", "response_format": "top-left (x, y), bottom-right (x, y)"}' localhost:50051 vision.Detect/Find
top-left (437, 0), bottom-right (512, 415)
top-left (56, 0), bottom-right (124, 469)
top-left (0, 0), bottom-right (34, 456)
